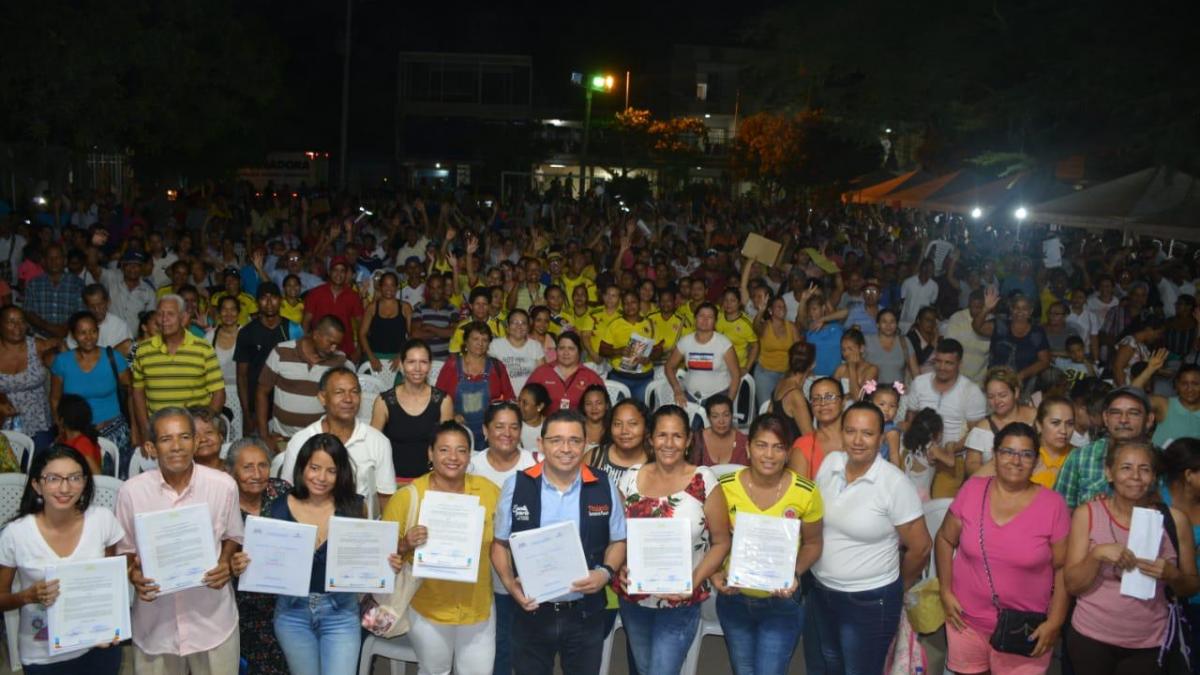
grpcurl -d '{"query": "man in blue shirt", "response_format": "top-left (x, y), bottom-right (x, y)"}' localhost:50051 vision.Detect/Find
top-left (492, 409), bottom-right (627, 675)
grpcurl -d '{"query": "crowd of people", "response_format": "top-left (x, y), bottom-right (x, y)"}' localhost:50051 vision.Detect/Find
top-left (0, 182), bottom-right (1197, 675)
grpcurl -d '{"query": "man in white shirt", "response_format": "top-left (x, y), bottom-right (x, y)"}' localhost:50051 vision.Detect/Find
top-left (942, 290), bottom-right (991, 384)
top-left (0, 220), bottom-right (26, 287)
top-left (394, 226), bottom-right (430, 267)
top-left (103, 250), bottom-right (157, 334)
top-left (899, 259), bottom-right (939, 333)
top-left (903, 338), bottom-right (987, 449)
top-left (280, 367), bottom-right (397, 511)
top-left (68, 284), bottom-right (133, 356)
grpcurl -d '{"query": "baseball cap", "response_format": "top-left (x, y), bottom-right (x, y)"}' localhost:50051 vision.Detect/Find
top-left (329, 256), bottom-right (350, 269)
top-left (1103, 386), bottom-right (1151, 412)
top-left (119, 250), bottom-right (147, 265)
top-left (256, 282), bottom-right (282, 300)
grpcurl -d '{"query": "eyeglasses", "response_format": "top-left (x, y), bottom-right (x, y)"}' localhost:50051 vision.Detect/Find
top-left (542, 435), bottom-right (586, 450)
top-left (40, 473), bottom-right (85, 487)
top-left (810, 394), bottom-right (842, 405)
top-left (995, 448), bottom-right (1037, 463)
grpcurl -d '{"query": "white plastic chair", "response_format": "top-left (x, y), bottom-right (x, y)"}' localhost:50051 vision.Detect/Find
top-left (271, 451), bottom-right (288, 480)
top-left (681, 596), bottom-right (724, 675)
top-left (604, 380), bottom-right (631, 404)
top-left (357, 361), bottom-right (394, 423)
top-left (709, 463), bottom-right (745, 481)
top-left (923, 498), bottom-right (953, 577)
top-left (733, 373), bottom-right (756, 430)
top-left (364, 465), bottom-right (379, 520)
top-left (2, 431), bottom-right (34, 474)
top-left (127, 451), bottom-right (158, 479)
top-left (91, 475), bottom-right (123, 512)
top-left (358, 633), bottom-right (419, 675)
top-left (427, 359), bottom-right (445, 386)
top-left (684, 402), bottom-right (709, 432)
top-left (465, 426), bottom-right (476, 453)
top-left (598, 615), bottom-right (623, 675)
top-left (644, 379), bottom-right (675, 410)
top-left (4, 606), bottom-right (17, 671)
top-left (0, 474), bottom-right (24, 671)
top-left (97, 437), bottom-right (120, 477)
top-left (759, 399), bottom-right (772, 416)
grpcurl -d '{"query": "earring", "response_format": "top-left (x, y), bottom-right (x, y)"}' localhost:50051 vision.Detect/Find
top-left (34, 495), bottom-right (43, 506)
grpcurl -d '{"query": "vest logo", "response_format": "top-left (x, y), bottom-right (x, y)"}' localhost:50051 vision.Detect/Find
top-left (587, 504), bottom-right (610, 517)
top-left (513, 505), bottom-right (530, 521)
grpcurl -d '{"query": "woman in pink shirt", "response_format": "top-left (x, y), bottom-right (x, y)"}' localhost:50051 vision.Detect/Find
top-left (1064, 439), bottom-right (1199, 674)
top-left (936, 422), bottom-right (1070, 675)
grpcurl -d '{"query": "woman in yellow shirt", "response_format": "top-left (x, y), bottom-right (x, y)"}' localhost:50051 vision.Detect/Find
top-left (600, 289), bottom-right (659, 403)
top-left (383, 422), bottom-right (499, 675)
top-left (279, 274), bottom-right (305, 325)
top-left (1031, 396), bottom-right (1075, 489)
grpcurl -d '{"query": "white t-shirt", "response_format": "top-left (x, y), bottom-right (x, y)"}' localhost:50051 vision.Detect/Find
top-left (282, 419), bottom-right (397, 497)
top-left (0, 507), bottom-right (124, 665)
top-left (395, 238), bottom-right (430, 267)
top-left (520, 422), bottom-right (543, 452)
top-left (400, 283), bottom-right (425, 308)
top-left (150, 252), bottom-right (178, 289)
top-left (1086, 294), bottom-right (1119, 330)
top-left (923, 240), bottom-right (954, 274)
top-left (1042, 237), bottom-right (1064, 269)
top-left (675, 331), bottom-right (735, 401)
top-left (899, 276), bottom-right (939, 332)
top-left (1159, 278), bottom-right (1182, 317)
top-left (488, 338), bottom-right (545, 395)
top-left (813, 453), bottom-right (924, 592)
top-left (66, 313), bottom-right (132, 351)
top-left (902, 373), bottom-right (987, 443)
top-left (0, 233), bottom-right (26, 285)
top-left (1066, 307), bottom-right (1100, 340)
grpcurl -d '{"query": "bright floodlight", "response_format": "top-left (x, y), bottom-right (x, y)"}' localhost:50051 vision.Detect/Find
top-left (605, 75), bottom-right (614, 90)
top-left (970, 207), bottom-right (982, 219)
top-left (1014, 206), bottom-right (1028, 220)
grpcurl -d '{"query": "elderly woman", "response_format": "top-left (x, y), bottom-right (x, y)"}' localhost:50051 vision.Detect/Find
top-left (189, 407), bottom-right (228, 470)
top-left (434, 321), bottom-right (516, 449)
top-left (804, 401), bottom-right (932, 675)
top-left (0, 306), bottom-right (57, 452)
top-left (1064, 439), bottom-right (1199, 674)
top-left (937, 422), bottom-right (1070, 674)
top-left (615, 405), bottom-right (732, 675)
top-left (226, 438), bottom-right (290, 675)
top-left (691, 394), bottom-right (749, 467)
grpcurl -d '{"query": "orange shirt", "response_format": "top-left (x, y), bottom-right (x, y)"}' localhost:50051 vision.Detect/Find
top-left (791, 435), bottom-right (826, 481)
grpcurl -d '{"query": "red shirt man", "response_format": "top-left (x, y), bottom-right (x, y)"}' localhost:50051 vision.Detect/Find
top-left (303, 256), bottom-right (364, 358)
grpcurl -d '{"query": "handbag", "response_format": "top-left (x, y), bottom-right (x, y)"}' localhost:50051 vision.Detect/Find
top-left (885, 611), bottom-right (928, 675)
top-left (978, 479), bottom-right (1046, 656)
top-left (105, 346), bottom-right (131, 422)
top-left (360, 484), bottom-right (423, 638)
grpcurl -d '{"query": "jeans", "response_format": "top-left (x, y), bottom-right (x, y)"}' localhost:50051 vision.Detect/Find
top-left (608, 370), bottom-right (652, 406)
top-left (273, 592), bottom-right (362, 675)
top-left (803, 577), bottom-right (903, 675)
top-left (619, 599), bottom-right (700, 675)
top-left (511, 603), bottom-right (606, 675)
top-left (23, 646), bottom-right (122, 675)
top-left (494, 593), bottom-right (515, 675)
top-left (753, 365), bottom-right (785, 410)
top-left (716, 591), bottom-right (804, 675)
top-left (1188, 604), bottom-right (1200, 675)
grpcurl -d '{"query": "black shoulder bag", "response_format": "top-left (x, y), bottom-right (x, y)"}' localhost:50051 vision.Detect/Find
top-left (1152, 502), bottom-right (1192, 674)
top-left (979, 479), bottom-right (1047, 656)
top-left (105, 346), bottom-right (131, 422)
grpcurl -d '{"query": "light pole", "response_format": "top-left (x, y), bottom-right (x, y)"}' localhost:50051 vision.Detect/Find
top-left (576, 73), bottom-right (614, 199)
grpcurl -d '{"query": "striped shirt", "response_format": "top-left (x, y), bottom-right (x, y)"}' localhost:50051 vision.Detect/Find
top-left (412, 302), bottom-right (459, 359)
top-left (258, 339), bottom-right (347, 436)
top-left (131, 332), bottom-right (225, 412)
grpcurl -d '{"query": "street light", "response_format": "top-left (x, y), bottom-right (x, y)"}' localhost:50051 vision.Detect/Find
top-left (1014, 206), bottom-right (1028, 220)
top-left (970, 207), bottom-right (982, 220)
top-left (573, 71), bottom-right (615, 199)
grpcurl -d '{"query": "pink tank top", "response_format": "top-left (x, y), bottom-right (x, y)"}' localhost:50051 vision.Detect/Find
top-left (1071, 499), bottom-right (1175, 649)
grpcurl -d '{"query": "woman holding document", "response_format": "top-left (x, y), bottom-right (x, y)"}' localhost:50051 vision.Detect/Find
top-left (384, 421), bottom-right (499, 675)
top-left (614, 405), bottom-right (731, 675)
top-left (233, 433), bottom-right (365, 675)
top-left (710, 414), bottom-right (824, 675)
top-left (1063, 439), bottom-right (1198, 674)
top-left (0, 445), bottom-right (124, 674)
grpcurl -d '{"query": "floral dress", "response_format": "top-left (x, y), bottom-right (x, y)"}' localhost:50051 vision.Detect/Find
top-left (615, 465), bottom-right (718, 608)
top-left (235, 478), bottom-right (291, 675)
top-left (0, 337), bottom-right (51, 435)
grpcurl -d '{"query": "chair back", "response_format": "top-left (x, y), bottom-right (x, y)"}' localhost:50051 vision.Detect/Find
top-left (0, 473), bottom-right (26, 524)
top-left (733, 374), bottom-right (756, 429)
top-left (2, 431), bottom-right (35, 474)
top-left (98, 437), bottom-right (121, 477)
top-left (923, 498), bottom-right (953, 576)
top-left (709, 463), bottom-right (745, 481)
top-left (271, 451), bottom-right (288, 480)
top-left (427, 360), bottom-right (445, 385)
top-left (91, 475), bottom-right (123, 512)
top-left (604, 380), bottom-right (631, 404)
top-left (127, 452), bottom-right (158, 479)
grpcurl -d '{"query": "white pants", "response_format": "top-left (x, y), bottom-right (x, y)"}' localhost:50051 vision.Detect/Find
top-left (408, 608), bottom-right (495, 675)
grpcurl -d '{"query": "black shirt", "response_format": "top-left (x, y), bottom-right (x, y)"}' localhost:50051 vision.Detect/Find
top-left (234, 317), bottom-right (297, 412)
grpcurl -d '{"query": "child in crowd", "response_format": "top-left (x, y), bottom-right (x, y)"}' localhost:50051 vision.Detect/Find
top-left (898, 407), bottom-right (955, 502)
top-left (517, 382), bottom-right (549, 451)
top-left (56, 393), bottom-right (103, 475)
top-left (862, 379), bottom-right (902, 462)
top-left (1054, 335), bottom-right (1097, 390)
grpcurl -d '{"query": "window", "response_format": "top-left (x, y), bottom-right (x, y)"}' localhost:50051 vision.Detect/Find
top-left (696, 82), bottom-right (708, 101)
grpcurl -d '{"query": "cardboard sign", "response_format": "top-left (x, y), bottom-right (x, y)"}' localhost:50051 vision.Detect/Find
top-left (742, 233), bottom-right (783, 267)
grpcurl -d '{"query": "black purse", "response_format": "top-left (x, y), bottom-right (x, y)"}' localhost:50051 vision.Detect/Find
top-left (979, 479), bottom-right (1047, 657)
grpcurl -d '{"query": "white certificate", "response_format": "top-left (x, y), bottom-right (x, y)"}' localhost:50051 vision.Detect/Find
top-left (134, 503), bottom-right (218, 595)
top-left (413, 491), bottom-right (485, 583)
top-left (45, 556), bottom-right (131, 656)
top-left (1121, 506), bottom-right (1164, 600)
top-left (325, 516), bottom-right (399, 593)
top-left (728, 512), bottom-right (800, 592)
top-left (627, 518), bottom-right (693, 595)
top-left (508, 521), bottom-right (590, 603)
top-left (239, 516), bottom-right (318, 597)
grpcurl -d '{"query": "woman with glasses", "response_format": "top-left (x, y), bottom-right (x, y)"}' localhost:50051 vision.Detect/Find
top-left (936, 422), bottom-right (1071, 674)
top-left (0, 445), bottom-right (123, 674)
top-left (488, 309), bottom-right (545, 395)
top-left (789, 377), bottom-right (845, 480)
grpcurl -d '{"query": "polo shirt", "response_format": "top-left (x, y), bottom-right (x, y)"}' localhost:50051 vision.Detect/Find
top-left (23, 272), bottom-right (84, 329)
top-left (131, 332), bottom-right (225, 413)
top-left (304, 283), bottom-right (364, 356)
top-left (588, 308), bottom-right (622, 357)
top-left (812, 452), bottom-right (923, 592)
top-left (561, 273), bottom-right (598, 304)
top-left (115, 464), bottom-right (244, 656)
top-left (412, 302), bottom-right (458, 359)
top-left (257, 340), bottom-right (347, 437)
top-left (898, 276), bottom-right (938, 332)
top-left (717, 312), bottom-right (757, 369)
top-left (281, 418), bottom-right (397, 497)
top-left (495, 463), bottom-right (627, 601)
top-left (526, 363), bottom-right (606, 410)
top-left (902, 373), bottom-right (987, 444)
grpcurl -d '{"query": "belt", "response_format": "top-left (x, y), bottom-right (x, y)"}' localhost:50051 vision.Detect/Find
top-left (536, 600), bottom-right (582, 613)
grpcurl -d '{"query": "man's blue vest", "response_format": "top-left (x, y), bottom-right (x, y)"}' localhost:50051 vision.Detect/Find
top-left (509, 463), bottom-right (614, 612)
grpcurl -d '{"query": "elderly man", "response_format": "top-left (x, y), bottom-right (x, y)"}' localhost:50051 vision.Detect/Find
top-left (1055, 386), bottom-right (1158, 509)
top-left (492, 409), bottom-right (627, 675)
top-left (903, 338), bottom-right (987, 450)
top-left (279, 367), bottom-right (396, 508)
top-left (256, 315), bottom-right (348, 444)
top-left (104, 249), bottom-right (158, 334)
top-left (23, 243), bottom-right (84, 338)
top-left (117, 407), bottom-right (243, 674)
top-left (131, 295), bottom-right (225, 441)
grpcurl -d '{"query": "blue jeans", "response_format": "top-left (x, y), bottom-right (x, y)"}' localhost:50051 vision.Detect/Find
top-left (753, 365), bottom-right (785, 410)
top-left (619, 599), bottom-right (700, 675)
top-left (511, 603), bottom-right (606, 675)
top-left (1187, 604), bottom-right (1200, 675)
top-left (494, 593), bottom-right (515, 675)
top-left (273, 592), bottom-right (362, 675)
top-left (23, 646), bottom-right (122, 675)
top-left (716, 591), bottom-right (804, 675)
top-left (608, 370), bottom-right (652, 405)
top-left (803, 577), bottom-right (903, 675)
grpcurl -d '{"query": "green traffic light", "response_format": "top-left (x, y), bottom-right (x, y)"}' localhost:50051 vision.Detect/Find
top-left (591, 75), bottom-right (606, 89)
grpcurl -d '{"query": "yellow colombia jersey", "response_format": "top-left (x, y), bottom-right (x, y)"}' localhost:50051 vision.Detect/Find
top-left (717, 312), bottom-right (758, 369)
top-left (561, 273), bottom-right (598, 304)
top-left (602, 315), bottom-right (656, 374)
top-left (589, 307), bottom-right (622, 358)
top-left (562, 310), bottom-right (594, 340)
top-left (719, 467), bottom-right (823, 597)
top-left (448, 314), bottom-right (507, 353)
top-left (648, 310), bottom-right (692, 357)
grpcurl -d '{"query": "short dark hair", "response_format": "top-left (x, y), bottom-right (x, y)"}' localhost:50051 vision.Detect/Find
top-left (485, 401), bottom-right (521, 426)
top-left (469, 287), bottom-right (492, 304)
top-left (702, 393), bottom-right (734, 416)
top-left (149, 406), bottom-right (194, 442)
top-left (841, 401), bottom-right (884, 432)
top-left (318, 366), bottom-right (358, 391)
top-left (749, 413), bottom-right (795, 448)
top-left (314, 315), bottom-right (346, 335)
top-left (935, 338), bottom-right (964, 360)
top-left (541, 409), bottom-right (586, 438)
top-left (994, 421), bottom-right (1038, 454)
top-left (82, 283), bottom-right (108, 301)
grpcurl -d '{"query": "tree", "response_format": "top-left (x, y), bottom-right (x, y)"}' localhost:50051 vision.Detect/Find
top-left (732, 110), bottom-right (879, 196)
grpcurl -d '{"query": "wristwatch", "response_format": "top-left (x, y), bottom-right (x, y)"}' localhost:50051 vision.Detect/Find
top-left (595, 564), bottom-right (615, 581)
